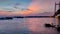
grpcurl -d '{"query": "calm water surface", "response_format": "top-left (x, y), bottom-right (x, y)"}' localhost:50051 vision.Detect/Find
top-left (0, 18), bottom-right (60, 34)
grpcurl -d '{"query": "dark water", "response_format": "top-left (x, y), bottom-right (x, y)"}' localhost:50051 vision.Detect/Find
top-left (0, 18), bottom-right (60, 34)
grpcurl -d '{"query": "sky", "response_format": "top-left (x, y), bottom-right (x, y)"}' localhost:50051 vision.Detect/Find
top-left (0, 0), bottom-right (31, 11)
top-left (0, 0), bottom-right (60, 16)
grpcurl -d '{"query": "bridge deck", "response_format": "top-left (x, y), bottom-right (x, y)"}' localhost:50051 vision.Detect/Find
top-left (24, 16), bottom-right (54, 18)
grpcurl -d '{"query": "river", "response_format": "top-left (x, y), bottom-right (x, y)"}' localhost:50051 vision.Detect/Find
top-left (0, 18), bottom-right (59, 34)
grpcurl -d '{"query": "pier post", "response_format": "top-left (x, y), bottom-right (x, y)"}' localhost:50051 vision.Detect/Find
top-left (58, 16), bottom-right (60, 27)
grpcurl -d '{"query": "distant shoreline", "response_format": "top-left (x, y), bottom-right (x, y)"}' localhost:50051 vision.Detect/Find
top-left (0, 16), bottom-right (55, 20)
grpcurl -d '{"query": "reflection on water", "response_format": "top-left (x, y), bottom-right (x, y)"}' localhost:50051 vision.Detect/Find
top-left (0, 18), bottom-right (59, 34)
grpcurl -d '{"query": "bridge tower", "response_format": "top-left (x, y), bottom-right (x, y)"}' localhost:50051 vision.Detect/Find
top-left (54, 1), bottom-right (60, 30)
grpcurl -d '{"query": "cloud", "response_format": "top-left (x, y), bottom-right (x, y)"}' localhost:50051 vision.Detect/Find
top-left (0, 0), bottom-right (60, 16)
top-left (28, 0), bottom-right (60, 13)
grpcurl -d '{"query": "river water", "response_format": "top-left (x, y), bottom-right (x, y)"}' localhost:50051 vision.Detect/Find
top-left (0, 18), bottom-right (60, 34)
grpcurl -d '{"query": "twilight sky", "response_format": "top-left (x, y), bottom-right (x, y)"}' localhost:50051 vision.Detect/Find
top-left (0, 0), bottom-right (60, 16)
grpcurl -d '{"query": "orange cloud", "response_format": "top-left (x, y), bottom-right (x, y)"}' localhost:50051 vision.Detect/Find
top-left (20, 10), bottom-right (33, 16)
top-left (28, 1), bottom-right (40, 11)
top-left (0, 11), bottom-right (12, 15)
top-left (0, 0), bottom-right (44, 16)
top-left (19, 0), bottom-right (42, 15)
top-left (28, 0), bottom-right (42, 12)
top-left (0, 10), bottom-right (21, 16)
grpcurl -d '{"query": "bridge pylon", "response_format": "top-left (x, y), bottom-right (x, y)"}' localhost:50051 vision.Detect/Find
top-left (54, 1), bottom-right (60, 31)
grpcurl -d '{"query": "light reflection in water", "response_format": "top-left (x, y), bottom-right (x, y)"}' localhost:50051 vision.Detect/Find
top-left (0, 18), bottom-right (59, 34)
top-left (24, 18), bottom-right (53, 31)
